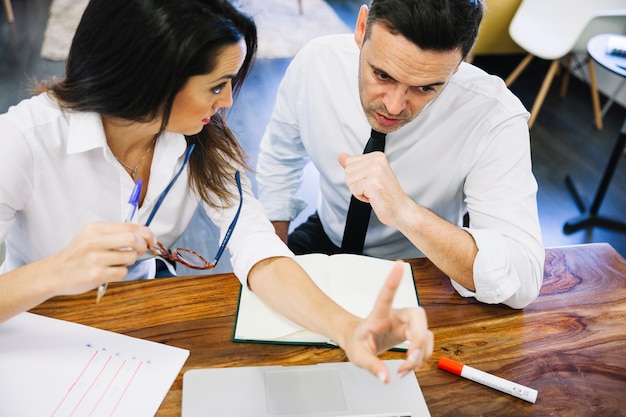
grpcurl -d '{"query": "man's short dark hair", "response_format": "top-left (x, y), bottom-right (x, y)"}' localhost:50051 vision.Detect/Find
top-left (365, 0), bottom-right (484, 59)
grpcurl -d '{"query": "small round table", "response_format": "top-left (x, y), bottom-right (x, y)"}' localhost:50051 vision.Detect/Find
top-left (563, 33), bottom-right (626, 235)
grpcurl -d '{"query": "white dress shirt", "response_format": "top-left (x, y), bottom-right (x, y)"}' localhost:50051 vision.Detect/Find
top-left (257, 34), bottom-right (545, 308)
top-left (0, 93), bottom-right (292, 284)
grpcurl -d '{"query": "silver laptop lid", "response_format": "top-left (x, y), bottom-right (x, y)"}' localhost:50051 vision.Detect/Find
top-left (182, 360), bottom-right (431, 417)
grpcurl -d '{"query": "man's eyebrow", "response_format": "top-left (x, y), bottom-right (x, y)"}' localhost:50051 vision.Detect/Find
top-left (417, 81), bottom-right (446, 89)
top-left (371, 65), bottom-right (446, 88)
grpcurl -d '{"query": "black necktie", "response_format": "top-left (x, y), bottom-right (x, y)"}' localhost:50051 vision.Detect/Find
top-left (340, 129), bottom-right (386, 254)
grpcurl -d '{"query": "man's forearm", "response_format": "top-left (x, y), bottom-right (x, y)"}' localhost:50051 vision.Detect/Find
top-left (394, 200), bottom-right (477, 290)
top-left (271, 220), bottom-right (290, 244)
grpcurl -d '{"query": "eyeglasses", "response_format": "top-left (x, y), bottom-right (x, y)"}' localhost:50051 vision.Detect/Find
top-left (145, 144), bottom-right (243, 269)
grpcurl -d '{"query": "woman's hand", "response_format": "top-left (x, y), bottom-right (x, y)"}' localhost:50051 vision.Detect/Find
top-left (0, 222), bottom-right (156, 323)
top-left (50, 222), bottom-right (155, 295)
top-left (248, 257), bottom-right (434, 384)
top-left (338, 262), bottom-right (434, 383)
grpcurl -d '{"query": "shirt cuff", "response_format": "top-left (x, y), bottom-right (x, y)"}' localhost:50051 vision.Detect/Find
top-left (230, 231), bottom-right (295, 287)
top-left (261, 196), bottom-right (308, 222)
top-left (450, 228), bottom-right (521, 304)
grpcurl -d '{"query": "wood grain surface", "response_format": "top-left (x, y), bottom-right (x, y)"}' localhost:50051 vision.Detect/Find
top-left (30, 243), bottom-right (626, 416)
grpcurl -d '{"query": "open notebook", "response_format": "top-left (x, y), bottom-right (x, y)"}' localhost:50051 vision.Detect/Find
top-left (182, 360), bottom-right (431, 417)
top-left (233, 253), bottom-right (420, 351)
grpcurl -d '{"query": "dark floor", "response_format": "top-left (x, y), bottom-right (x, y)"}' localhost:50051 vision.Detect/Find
top-left (2, 0), bottom-right (626, 264)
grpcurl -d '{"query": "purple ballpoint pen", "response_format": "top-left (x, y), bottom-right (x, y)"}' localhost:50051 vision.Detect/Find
top-left (96, 179), bottom-right (142, 303)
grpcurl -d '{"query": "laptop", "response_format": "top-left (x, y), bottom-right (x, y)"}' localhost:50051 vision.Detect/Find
top-left (182, 360), bottom-right (431, 417)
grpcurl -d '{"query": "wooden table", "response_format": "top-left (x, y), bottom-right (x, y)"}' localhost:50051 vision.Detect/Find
top-left (30, 243), bottom-right (626, 416)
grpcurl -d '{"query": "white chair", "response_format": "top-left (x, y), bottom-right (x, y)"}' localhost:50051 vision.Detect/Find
top-left (560, 10), bottom-right (626, 129)
top-left (3, 0), bottom-right (14, 23)
top-left (505, 0), bottom-right (626, 129)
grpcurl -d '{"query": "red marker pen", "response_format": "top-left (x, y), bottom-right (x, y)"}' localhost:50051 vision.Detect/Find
top-left (438, 357), bottom-right (538, 403)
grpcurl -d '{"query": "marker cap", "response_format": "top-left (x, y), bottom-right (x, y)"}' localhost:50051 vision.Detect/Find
top-left (438, 357), bottom-right (463, 376)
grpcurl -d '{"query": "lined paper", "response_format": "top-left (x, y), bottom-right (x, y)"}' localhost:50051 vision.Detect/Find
top-left (0, 312), bottom-right (189, 417)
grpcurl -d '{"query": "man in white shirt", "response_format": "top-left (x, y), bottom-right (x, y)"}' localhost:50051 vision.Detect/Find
top-left (256, 0), bottom-right (544, 309)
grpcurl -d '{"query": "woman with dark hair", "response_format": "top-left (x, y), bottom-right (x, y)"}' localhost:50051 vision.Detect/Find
top-left (0, 0), bottom-right (432, 381)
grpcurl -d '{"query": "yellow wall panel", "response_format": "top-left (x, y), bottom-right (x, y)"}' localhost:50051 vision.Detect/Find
top-left (471, 0), bottom-right (524, 56)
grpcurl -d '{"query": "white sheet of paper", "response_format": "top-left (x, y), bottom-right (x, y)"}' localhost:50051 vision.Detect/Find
top-left (326, 255), bottom-right (417, 317)
top-left (0, 312), bottom-right (189, 417)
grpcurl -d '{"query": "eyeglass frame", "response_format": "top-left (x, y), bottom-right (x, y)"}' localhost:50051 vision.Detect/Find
top-left (144, 143), bottom-right (243, 270)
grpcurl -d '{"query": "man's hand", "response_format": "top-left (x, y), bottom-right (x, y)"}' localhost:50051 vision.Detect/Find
top-left (339, 150), bottom-right (478, 290)
top-left (338, 152), bottom-right (413, 229)
top-left (340, 262), bottom-right (434, 383)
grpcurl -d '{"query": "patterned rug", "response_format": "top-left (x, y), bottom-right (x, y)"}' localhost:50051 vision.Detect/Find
top-left (40, 0), bottom-right (351, 60)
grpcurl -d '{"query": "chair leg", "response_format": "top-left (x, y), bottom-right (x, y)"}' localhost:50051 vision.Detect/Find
top-left (560, 54), bottom-right (572, 98)
top-left (298, 0), bottom-right (303, 15)
top-left (528, 59), bottom-right (560, 129)
top-left (505, 53), bottom-right (534, 87)
top-left (3, 0), bottom-right (14, 23)
top-left (601, 78), bottom-right (626, 117)
top-left (587, 57), bottom-right (603, 131)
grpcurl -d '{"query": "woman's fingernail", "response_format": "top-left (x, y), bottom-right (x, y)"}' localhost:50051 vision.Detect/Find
top-left (409, 348), bottom-right (422, 362)
top-left (378, 371), bottom-right (387, 383)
